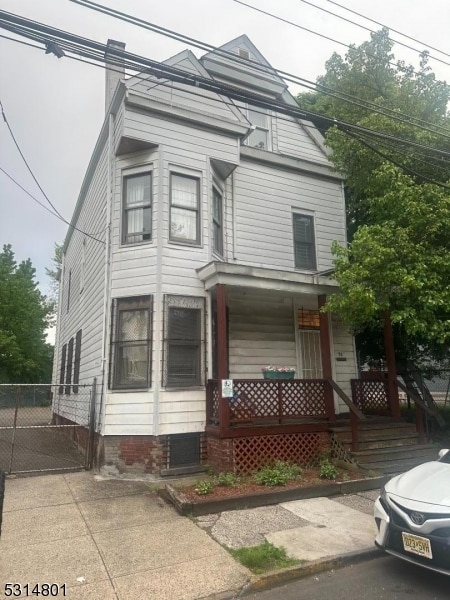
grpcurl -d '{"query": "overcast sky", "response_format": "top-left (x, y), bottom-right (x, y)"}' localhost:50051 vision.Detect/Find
top-left (1, 0), bottom-right (449, 302)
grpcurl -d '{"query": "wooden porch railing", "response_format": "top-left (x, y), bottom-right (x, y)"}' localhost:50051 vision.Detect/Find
top-left (351, 378), bottom-right (390, 415)
top-left (329, 379), bottom-right (365, 451)
top-left (206, 378), bottom-right (331, 429)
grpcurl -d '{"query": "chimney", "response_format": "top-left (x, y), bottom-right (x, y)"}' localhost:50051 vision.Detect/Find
top-left (105, 39), bottom-right (126, 113)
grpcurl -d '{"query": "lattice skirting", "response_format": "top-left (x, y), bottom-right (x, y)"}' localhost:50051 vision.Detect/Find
top-left (207, 432), bottom-right (331, 474)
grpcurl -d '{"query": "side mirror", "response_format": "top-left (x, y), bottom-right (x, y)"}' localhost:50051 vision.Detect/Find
top-left (438, 449), bottom-right (449, 459)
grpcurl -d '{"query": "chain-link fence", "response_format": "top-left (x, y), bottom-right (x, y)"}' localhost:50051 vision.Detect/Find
top-left (0, 383), bottom-right (96, 474)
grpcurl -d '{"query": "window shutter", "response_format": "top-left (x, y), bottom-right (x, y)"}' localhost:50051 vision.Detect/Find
top-left (59, 344), bottom-right (67, 394)
top-left (73, 329), bottom-right (82, 394)
top-left (65, 338), bottom-right (74, 394)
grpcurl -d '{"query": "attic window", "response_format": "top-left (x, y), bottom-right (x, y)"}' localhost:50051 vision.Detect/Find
top-left (238, 48), bottom-right (250, 60)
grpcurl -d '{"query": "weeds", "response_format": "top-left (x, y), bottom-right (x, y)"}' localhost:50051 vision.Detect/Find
top-left (229, 542), bottom-right (300, 573)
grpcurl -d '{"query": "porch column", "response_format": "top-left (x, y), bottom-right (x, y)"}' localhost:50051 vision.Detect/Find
top-left (384, 311), bottom-right (400, 418)
top-left (216, 284), bottom-right (229, 429)
top-left (318, 295), bottom-right (335, 422)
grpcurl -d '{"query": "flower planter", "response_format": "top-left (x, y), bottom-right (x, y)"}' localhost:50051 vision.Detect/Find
top-left (262, 371), bottom-right (295, 380)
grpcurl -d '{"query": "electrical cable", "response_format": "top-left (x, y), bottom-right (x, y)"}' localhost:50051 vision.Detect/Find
top-left (2, 11), bottom-right (450, 190)
top-left (298, 0), bottom-right (450, 68)
top-left (326, 0), bottom-right (450, 60)
top-left (66, 1), bottom-right (450, 140)
top-left (0, 166), bottom-right (106, 243)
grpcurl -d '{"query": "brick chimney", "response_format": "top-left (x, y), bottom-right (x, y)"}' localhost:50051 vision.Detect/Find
top-left (105, 39), bottom-right (126, 113)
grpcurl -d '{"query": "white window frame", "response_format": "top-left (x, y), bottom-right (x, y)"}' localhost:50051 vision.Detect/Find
top-left (244, 105), bottom-right (271, 151)
top-left (212, 182), bottom-right (224, 257)
top-left (169, 171), bottom-right (201, 246)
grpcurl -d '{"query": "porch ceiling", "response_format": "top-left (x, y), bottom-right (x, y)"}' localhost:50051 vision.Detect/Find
top-left (196, 261), bottom-right (338, 295)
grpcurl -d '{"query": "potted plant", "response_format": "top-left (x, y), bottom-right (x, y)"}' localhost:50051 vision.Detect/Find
top-left (261, 366), bottom-right (296, 380)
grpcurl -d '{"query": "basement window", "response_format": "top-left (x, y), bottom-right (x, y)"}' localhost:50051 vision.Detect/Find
top-left (168, 433), bottom-right (201, 468)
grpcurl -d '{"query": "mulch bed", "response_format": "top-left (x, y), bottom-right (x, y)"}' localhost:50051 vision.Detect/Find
top-left (180, 467), bottom-right (365, 503)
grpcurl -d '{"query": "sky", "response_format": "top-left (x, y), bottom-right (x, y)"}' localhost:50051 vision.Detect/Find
top-left (1, 0), bottom-right (449, 304)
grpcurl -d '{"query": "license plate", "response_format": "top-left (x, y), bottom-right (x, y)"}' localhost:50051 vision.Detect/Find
top-left (402, 532), bottom-right (433, 559)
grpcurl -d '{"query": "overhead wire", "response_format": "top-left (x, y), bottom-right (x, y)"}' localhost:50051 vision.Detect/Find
top-left (298, 0), bottom-right (450, 68)
top-left (66, 1), bottom-right (450, 140)
top-left (1, 10), bottom-right (450, 191)
top-left (0, 167), bottom-right (106, 243)
top-left (326, 0), bottom-right (450, 60)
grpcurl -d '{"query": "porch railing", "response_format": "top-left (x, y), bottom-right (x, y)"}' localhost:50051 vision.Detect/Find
top-left (206, 378), bottom-right (329, 428)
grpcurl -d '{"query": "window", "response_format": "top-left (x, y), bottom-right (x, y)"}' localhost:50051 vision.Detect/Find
top-left (122, 172), bottom-right (152, 244)
top-left (212, 187), bottom-right (223, 255)
top-left (170, 173), bottom-right (200, 244)
top-left (293, 214), bottom-right (317, 270)
top-left (245, 106), bottom-right (269, 150)
top-left (65, 337), bottom-right (74, 395)
top-left (163, 295), bottom-right (205, 387)
top-left (110, 296), bottom-right (152, 390)
top-left (73, 329), bottom-right (82, 394)
top-left (168, 433), bottom-right (201, 468)
top-left (59, 344), bottom-right (67, 394)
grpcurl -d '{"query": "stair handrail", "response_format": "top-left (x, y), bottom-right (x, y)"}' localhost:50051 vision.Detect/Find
top-left (328, 379), bottom-right (365, 451)
top-left (397, 371), bottom-right (445, 428)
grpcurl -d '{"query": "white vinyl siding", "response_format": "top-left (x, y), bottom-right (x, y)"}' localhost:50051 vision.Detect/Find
top-left (233, 160), bottom-right (345, 272)
top-left (228, 289), bottom-right (297, 378)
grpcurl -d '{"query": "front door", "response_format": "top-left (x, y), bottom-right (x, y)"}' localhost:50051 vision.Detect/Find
top-left (297, 308), bottom-right (323, 379)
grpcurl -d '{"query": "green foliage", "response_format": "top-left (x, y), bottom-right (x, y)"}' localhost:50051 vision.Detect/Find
top-left (214, 472), bottom-right (239, 487)
top-left (0, 245), bottom-right (54, 383)
top-left (229, 542), bottom-right (300, 574)
top-left (194, 480), bottom-right (214, 495)
top-left (254, 461), bottom-right (303, 487)
top-left (319, 459), bottom-right (340, 480)
top-left (297, 28), bottom-right (450, 360)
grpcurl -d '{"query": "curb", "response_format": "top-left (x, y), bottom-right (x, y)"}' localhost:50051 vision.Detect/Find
top-left (163, 475), bottom-right (389, 516)
top-left (240, 546), bottom-right (384, 596)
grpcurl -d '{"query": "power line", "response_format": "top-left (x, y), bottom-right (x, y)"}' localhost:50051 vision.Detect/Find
top-left (326, 0), bottom-right (450, 60)
top-left (298, 0), bottom-right (450, 68)
top-left (66, 1), bottom-right (450, 140)
top-left (1, 99), bottom-right (66, 221)
top-left (0, 166), bottom-right (106, 243)
top-left (2, 10), bottom-right (450, 188)
top-left (3, 11), bottom-right (450, 162)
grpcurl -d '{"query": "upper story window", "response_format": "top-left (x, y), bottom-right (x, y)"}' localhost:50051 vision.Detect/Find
top-left (122, 172), bottom-right (152, 244)
top-left (66, 269), bottom-right (72, 313)
top-left (293, 214), bottom-right (317, 270)
top-left (110, 296), bottom-right (153, 390)
top-left (245, 106), bottom-right (270, 150)
top-left (212, 186), bottom-right (223, 256)
top-left (170, 173), bottom-right (200, 244)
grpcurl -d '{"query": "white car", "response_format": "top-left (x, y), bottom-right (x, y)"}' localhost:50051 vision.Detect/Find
top-left (374, 449), bottom-right (450, 575)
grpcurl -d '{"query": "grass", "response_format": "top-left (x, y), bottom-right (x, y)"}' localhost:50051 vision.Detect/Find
top-left (229, 542), bottom-right (301, 574)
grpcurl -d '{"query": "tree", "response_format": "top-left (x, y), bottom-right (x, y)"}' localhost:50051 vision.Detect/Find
top-left (0, 245), bottom-right (54, 382)
top-left (298, 29), bottom-right (450, 363)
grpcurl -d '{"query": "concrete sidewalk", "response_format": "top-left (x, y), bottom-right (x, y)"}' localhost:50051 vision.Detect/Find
top-left (195, 490), bottom-right (379, 563)
top-left (0, 471), bottom-right (381, 599)
top-left (0, 472), bottom-right (249, 600)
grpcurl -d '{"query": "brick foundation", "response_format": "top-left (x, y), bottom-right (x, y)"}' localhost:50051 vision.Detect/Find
top-left (207, 432), bottom-right (331, 474)
top-left (99, 433), bottom-right (207, 475)
top-left (52, 413), bottom-right (98, 460)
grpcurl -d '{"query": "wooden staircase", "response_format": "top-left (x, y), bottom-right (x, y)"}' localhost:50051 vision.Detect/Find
top-left (330, 419), bottom-right (439, 476)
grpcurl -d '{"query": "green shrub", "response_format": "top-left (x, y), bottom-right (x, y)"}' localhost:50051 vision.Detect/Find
top-left (254, 461), bottom-right (302, 487)
top-left (319, 458), bottom-right (339, 480)
top-left (215, 472), bottom-right (239, 487)
top-left (229, 542), bottom-right (300, 573)
top-left (194, 480), bottom-right (214, 495)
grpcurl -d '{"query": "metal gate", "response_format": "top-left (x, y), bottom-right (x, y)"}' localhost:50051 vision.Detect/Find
top-left (0, 382), bottom-right (96, 474)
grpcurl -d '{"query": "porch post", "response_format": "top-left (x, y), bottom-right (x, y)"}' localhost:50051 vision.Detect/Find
top-left (216, 284), bottom-right (229, 429)
top-left (384, 311), bottom-right (400, 418)
top-left (318, 295), bottom-right (335, 422)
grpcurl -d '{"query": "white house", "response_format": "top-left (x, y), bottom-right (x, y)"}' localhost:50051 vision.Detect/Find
top-left (53, 35), bottom-right (358, 475)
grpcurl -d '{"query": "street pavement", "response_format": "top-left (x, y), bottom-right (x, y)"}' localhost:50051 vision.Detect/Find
top-left (0, 471), bottom-right (381, 599)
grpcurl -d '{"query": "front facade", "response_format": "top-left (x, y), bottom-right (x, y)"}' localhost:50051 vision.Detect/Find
top-left (53, 36), bottom-right (358, 474)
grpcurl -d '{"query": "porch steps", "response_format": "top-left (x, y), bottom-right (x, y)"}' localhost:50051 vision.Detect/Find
top-left (330, 420), bottom-right (438, 475)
